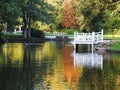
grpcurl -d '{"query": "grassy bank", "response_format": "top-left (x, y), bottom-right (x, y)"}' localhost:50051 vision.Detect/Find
top-left (109, 42), bottom-right (120, 50)
top-left (108, 42), bottom-right (120, 52)
top-left (104, 35), bottom-right (120, 40)
top-left (1, 33), bottom-right (44, 42)
top-left (1, 33), bottom-right (24, 42)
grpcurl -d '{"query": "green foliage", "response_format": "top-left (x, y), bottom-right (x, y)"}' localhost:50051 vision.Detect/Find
top-left (63, 29), bottom-right (78, 35)
top-left (21, 0), bottom-right (55, 24)
top-left (0, 0), bottom-right (22, 29)
top-left (20, 0), bottom-right (55, 39)
top-left (0, 0), bottom-right (120, 36)
top-left (71, 0), bottom-right (103, 32)
top-left (0, 0), bottom-right (55, 39)
top-left (71, 0), bottom-right (120, 33)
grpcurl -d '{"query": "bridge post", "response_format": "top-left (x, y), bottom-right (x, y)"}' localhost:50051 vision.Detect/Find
top-left (92, 32), bottom-right (95, 50)
top-left (74, 32), bottom-right (76, 49)
top-left (101, 29), bottom-right (103, 41)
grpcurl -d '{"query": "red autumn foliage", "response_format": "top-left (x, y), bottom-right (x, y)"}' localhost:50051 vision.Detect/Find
top-left (62, 1), bottom-right (77, 29)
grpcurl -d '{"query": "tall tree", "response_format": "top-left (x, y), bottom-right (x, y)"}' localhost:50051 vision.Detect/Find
top-left (62, 0), bottom-right (77, 29)
top-left (19, 0), bottom-right (55, 39)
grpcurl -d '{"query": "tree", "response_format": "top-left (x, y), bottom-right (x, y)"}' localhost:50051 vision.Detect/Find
top-left (71, 0), bottom-right (104, 32)
top-left (62, 0), bottom-right (77, 29)
top-left (71, 0), bottom-right (120, 33)
top-left (19, 0), bottom-right (55, 39)
top-left (0, 0), bottom-right (22, 31)
top-left (0, 0), bottom-right (55, 39)
top-left (102, 1), bottom-right (120, 39)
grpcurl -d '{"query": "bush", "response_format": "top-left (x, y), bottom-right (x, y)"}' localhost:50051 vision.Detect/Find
top-left (63, 29), bottom-right (79, 35)
top-left (31, 28), bottom-right (45, 39)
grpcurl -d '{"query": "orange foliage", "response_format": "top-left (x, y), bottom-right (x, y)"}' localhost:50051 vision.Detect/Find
top-left (62, 0), bottom-right (77, 29)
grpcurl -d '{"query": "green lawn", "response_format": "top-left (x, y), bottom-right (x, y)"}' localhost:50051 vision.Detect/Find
top-left (104, 35), bottom-right (120, 40)
top-left (109, 42), bottom-right (120, 51)
top-left (2, 33), bottom-right (23, 39)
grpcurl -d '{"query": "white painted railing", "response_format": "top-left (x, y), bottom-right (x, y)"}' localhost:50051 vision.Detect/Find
top-left (74, 29), bottom-right (103, 44)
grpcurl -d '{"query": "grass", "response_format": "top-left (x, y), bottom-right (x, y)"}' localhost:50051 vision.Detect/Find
top-left (104, 35), bottom-right (120, 40)
top-left (1, 32), bottom-right (25, 42)
top-left (45, 32), bottom-right (74, 37)
top-left (2, 33), bottom-right (23, 39)
top-left (109, 42), bottom-right (120, 51)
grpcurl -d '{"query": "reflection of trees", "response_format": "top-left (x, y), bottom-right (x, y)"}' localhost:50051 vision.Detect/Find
top-left (78, 68), bottom-right (103, 90)
top-left (103, 53), bottom-right (120, 90)
top-left (0, 42), bottom-right (55, 90)
top-left (0, 45), bottom-right (4, 67)
top-left (1, 42), bottom-right (120, 90)
top-left (22, 42), bottom-right (57, 90)
top-left (77, 53), bottom-right (120, 90)
top-left (39, 41), bottom-right (64, 90)
top-left (2, 43), bottom-right (24, 67)
top-left (23, 42), bottom-right (58, 90)
top-left (63, 45), bottom-right (83, 90)
top-left (0, 43), bottom-right (32, 90)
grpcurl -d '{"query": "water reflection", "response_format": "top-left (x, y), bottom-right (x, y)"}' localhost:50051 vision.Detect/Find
top-left (2, 43), bottom-right (24, 67)
top-left (63, 45), bottom-right (83, 90)
top-left (0, 42), bottom-right (120, 90)
top-left (73, 50), bottom-right (103, 69)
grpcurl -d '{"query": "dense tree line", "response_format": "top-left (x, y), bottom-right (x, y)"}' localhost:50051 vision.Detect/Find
top-left (0, 0), bottom-right (120, 37)
top-left (63, 0), bottom-right (120, 32)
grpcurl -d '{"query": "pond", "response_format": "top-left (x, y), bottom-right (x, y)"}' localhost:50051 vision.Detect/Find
top-left (0, 41), bottom-right (120, 90)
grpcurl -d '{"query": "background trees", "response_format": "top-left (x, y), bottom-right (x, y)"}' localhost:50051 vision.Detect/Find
top-left (68, 0), bottom-right (120, 33)
top-left (0, 0), bottom-right (119, 35)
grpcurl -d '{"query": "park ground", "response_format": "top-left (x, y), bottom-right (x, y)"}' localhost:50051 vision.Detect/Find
top-left (1, 31), bottom-right (120, 52)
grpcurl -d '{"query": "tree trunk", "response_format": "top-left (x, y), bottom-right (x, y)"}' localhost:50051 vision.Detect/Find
top-left (23, 14), bottom-right (28, 39)
top-left (112, 29), bottom-right (114, 40)
top-left (28, 17), bottom-right (31, 39)
top-left (24, 27), bottom-right (28, 39)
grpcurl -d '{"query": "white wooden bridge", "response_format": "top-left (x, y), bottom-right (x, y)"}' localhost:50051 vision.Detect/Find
top-left (74, 30), bottom-right (103, 49)
top-left (72, 30), bottom-right (104, 69)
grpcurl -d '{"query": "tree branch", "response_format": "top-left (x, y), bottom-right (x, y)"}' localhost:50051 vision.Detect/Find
top-left (109, 1), bottom-right (120, 6)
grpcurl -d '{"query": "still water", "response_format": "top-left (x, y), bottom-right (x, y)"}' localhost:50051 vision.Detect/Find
top-left (0, 41), bottom-right (120, 90)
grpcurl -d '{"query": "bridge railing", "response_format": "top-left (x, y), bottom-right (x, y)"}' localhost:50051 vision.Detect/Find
top-left (94, 30), bottom-right (103, 43)
top-left (74, 29), bottom-right (103, 44)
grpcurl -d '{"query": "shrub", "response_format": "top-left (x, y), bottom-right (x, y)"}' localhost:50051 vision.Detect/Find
top-left (63, 29), bottom-right (79, 35)
top-left (31, 28), bottom-right (45, 39)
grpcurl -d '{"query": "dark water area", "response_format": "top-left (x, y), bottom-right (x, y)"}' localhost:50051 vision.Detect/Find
top-left (0, 41), bottom-right (120, 90)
